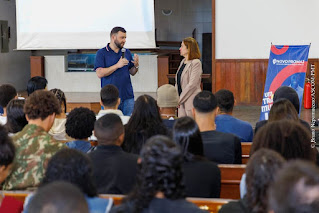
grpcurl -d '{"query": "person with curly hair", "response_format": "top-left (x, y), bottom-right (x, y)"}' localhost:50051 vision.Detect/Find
top-left (173, 116), bottom-right (221, 198)
top-left (0, 124), bottom-right (24, 212)
top-left (89, 113), bottom-right (138, 194)
top-left (4, 99), bottom-right (28, 135)
top-left (24, 149), bottom-right (113, 213)
top-left (65, 107), bottom-right (96, 153)
top-left (0, 84), bottom-right (17, 125)
top-left (3, 90), bottom-right (66, 190)
top-left (48, 88), bottom-right (70, 141)
top-left (111, 135), bottom-right (205, 213)
top-left (122, 95), bottom-right (168, 154)
top-left (219, 148), bottom-right (285, 213)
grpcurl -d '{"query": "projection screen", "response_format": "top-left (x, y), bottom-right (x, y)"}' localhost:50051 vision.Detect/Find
top-left (16, 0), bottom-right (155, 50)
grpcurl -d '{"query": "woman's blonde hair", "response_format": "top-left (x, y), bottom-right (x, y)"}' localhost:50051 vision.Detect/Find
top-left (183, 37), bottom-right (201, 60)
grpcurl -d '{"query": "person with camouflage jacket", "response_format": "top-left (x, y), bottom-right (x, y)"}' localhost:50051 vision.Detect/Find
top-left (3, 90), bottom-right (66, 190)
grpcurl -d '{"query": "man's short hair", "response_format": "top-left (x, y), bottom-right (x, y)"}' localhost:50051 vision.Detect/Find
top-left (27, 181), bottom-right (89, 213)
top-left (0, 84), bottom-right (17, 108)
top-left (273, 86), bottom-right (300, 113)
top-left (215, 89), bottom-right (234, 113)
top-left (94, 113), bottom-right (124, 145)
top-left (24, 90), bottom-right (61, 120)
top-left (157, 84), bottom-right (179, 108)
top-left (100, 85), bottom-right (119, 107)
top-left (193, 91), bottom-right (218, 113)
top-left (110, 26), bottom-right (126, 37)
top-left (66, 107), bottom-right (96, 139)
top-left (27, 76), bottom-right (48, 96)
top-left (268, 160), bottom-right (319, 213)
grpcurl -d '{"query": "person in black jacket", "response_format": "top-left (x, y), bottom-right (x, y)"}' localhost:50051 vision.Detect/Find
top-left (88, 113), bottom-right (138, 194)
top-left (173, 116), bottom-right (221, 198)
top-left (111, 135), bottom-right (206, 213)
top-left (193, 91), bottom-right (242, 164)
top-left (219, 148), bottom-right (285, 213)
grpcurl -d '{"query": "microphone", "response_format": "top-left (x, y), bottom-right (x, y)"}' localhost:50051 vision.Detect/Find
top-left (121, 48), bottom-right (126, 58)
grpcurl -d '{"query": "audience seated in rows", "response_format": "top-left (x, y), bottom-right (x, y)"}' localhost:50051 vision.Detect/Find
top-left (97, 84), bottom-right (130, 124)
top-left (0, 124), bottom-right (24, 212)
top-left (157, 84), bottom-right (179, 130)
top-left (4, 99), bottom-right (28, 135)
top-left (3, 90), bottom-right (66, 190)
top-left (215, 89), bottom-right (253, 142)
top-left (268, 160), bottom-right (319, 213)
top-left (0, 84), bottom-right (17, 125)
top-left (27, 181), bottom-right (89, 213)
top-left (240, 119), bottom-right (317, 198)
top-left (193, 91), bottom-right (242, 164)
top-left (173, 116), bottom-right (221, 198)
top-left (48, 88), bottom-right (71, 141)
top-left (26, 76), bottom-right (47, 96)
top-left (111, 135), bottom-right (206, 213)
top-left (24, 149), bottom-right (112, 213)
top-left (268, 98), bottom-right (299, 122)
top-left (65, 107), bottom-right (96, 153)
top-left (219, 148), bottom-right (285, 213)
top-left (255, 86), bottom-right (311, 133)
top-left (122, 95), bottom-right (169, 154)
top-left (88, 113), bottom-right (138, 194)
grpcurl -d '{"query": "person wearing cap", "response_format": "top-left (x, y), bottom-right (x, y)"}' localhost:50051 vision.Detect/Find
top-left (157, 84), bottom-right (179, 130)
top-left (94, 26), bottom-right (139, 116)
top-left (176, 37), bottom-right (202, 118)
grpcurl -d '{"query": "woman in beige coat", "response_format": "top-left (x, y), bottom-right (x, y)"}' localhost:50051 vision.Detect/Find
top-left (175, 37), bottom-right (202, 117)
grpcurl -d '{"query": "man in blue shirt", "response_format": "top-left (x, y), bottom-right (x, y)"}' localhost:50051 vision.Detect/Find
top-left (215, 89), bottom-right (253, 142)
top-left (94, 26), bottom-right (139, 116)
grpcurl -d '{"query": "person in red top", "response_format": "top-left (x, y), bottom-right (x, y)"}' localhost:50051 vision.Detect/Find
top-left (0, 124), bottom-right (23, 212)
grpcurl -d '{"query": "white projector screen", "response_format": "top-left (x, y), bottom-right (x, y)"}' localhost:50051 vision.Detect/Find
top-left (216, 0), bottom-right (319, 59)
top-left (16, 0), bottom-right (155, 50)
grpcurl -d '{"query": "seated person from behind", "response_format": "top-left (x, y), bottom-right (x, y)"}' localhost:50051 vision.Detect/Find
top-left (4, 99), bottom-right (28, 135)
top-left (111, 135), bottom-right (206, 213)
top-left (26, 76), bottom-right (47, 96)
top-left (268, 160), bottom-right (319, 213)
top-left (0, 84), bottom-right (17, 125)
top-left (88, 113), bottom-right (138, 194)
top-left (173, 116), bottom-right (221, 198)
top-left (255, 86), bottom-right (311, 133)
top-left (97, 84), bottom-right (130, 125)
top-left (0, 124), bottom-right (24, 212)
top-left (157, 84), bottom-right (179, 130)
top-left (122, 95), bottom-right (168, 154)
top-left (27, 182), bottom-right (89, 213)
top-left (65, 107), bottom-right (96, 153)
top-left (215, 89), bottom-right (253, 142)
top-left (24, 149), bottom-right (113, 213)
top-left (193, 91), bottom-right (242, 164)
top-left (48, 88), bottom-right (71, 141)
top-left (3, 90), bottom-right (66, 190)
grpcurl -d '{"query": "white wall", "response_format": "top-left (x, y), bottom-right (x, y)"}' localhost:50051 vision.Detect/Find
top-left (216, 0), bottom-right (319, 59)
top-left (45, 55), bottom-right (158, 93)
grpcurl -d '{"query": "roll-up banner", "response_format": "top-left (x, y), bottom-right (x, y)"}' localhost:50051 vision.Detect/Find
top-left (260, 45), bottom-right (310, 121)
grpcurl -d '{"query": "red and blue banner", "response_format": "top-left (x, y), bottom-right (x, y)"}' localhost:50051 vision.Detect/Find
top-left (260, 45), bottom-right (310, 121)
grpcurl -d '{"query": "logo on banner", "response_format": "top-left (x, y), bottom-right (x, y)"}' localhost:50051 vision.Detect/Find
top-left (260, 45), bottom-right (310, 121)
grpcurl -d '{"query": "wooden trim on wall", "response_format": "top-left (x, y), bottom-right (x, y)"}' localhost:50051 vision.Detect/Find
top-left (212, 0), bottom-right (216, 93)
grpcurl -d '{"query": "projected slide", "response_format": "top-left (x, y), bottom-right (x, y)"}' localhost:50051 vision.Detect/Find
top-left (16, 0), bottom-right (155, 50)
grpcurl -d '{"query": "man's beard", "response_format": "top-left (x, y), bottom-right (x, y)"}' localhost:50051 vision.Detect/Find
top-left (114, 39), bottom-right (124, 49)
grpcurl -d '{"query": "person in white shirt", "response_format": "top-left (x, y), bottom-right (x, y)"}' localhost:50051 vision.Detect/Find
top-left (97, 84), bottom-right (130, 125)
top-left (0, 84), bottom-right (17, 125)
